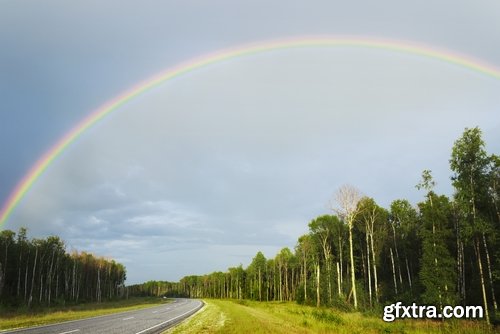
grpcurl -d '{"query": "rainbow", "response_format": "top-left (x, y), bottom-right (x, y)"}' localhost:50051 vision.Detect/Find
top-left (1, 36), bottom-right (500, 229)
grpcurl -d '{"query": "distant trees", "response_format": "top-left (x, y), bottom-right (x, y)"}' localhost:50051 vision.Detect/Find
top-left (0, 230), bottom-right (126, 307)
top-left (247, 251), bottom-right (266, 301)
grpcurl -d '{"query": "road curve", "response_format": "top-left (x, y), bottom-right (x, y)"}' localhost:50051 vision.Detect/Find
top-left (2, 298), bottom-right (203, 334)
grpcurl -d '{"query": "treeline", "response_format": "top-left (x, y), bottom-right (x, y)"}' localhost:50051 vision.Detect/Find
top-left (129, 127), bottom-right (499, 323)
top-left (0, 229), bottom-right (127, 307)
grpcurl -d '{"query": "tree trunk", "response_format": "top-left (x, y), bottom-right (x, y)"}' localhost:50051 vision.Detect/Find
top-left (475, 237), bottom-right (490, 324)
top-left (366, 230), bottom-right (372, 307)
top-left (2, 241), bottom-right (8, 296)
top-left (482, 233), bottom-right (497, 311)
top-left (470, 174), bottom-right (489, 323)
top-left (348, 224), bottom-right (358, 309)
top-left (460, 241), bottom-right (466, 301)
top-left (258, 268), bottom-right (262, 301)
top-left (76, 272), bottom-right (81, 302)
top-left (339, 235), bottom-right (343, 294)
top-left (405, 257), bottom-right (412, 292)
top-left (97, 265), bottom-right (101, 303)
top-left (390, 247), bottom-right (397, 295)
top-left (72, 258), bottom-right (77, 301)
top-left (285, 266), bottom-right (289, 301)
top-left (39, 274), bottom-right (43, 304)
top-left (392, 225), bottom-right (403, 287)
top-left (17, 249), bottom-right (22, 297)
top-left (370, 233), bottom-right (379, 302)
top-left (47, 248), bottom-right (55, 306)
top-left (316, 263), bottom-right (320, 307)
top-left (327, 260), bottom-right (332, 304)
top-left (303, 256), bottom-right (307, 303)
top-left (432, 220), bottom-right (441, 309)
top-left (28, 247), bottom-right (38, 308)
top-left (361, 251), bottom-right (366, 287)
top-left (24, 249), bottom-right (30, 303)
top-left (456, 222), bottom-right (463, 303)
top-left (279, 264), bottom-right (283, 302)
top-left (55, 264), bottom-right (59, 302)
top-left (336, 262), bottom-right (341, 296)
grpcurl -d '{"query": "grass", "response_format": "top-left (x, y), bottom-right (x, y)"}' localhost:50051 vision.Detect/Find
top-left (163, 300), bottom-right (227, 334)
top-left (165, 299), bottom-right (497, 334)
top-left (0, 297), bottom-right (170, 331)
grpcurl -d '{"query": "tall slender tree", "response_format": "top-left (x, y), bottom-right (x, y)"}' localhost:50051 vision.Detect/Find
top-left (390, 199), bottom-right (419, 296)
top-left (295, 234), bottom-right (313, 304)
top-left (450, 127), bottom-right (494, 323)
top-left (309, 215), bottom-right (339, 304)
top-left (333, 185), bottom-right (363, 309)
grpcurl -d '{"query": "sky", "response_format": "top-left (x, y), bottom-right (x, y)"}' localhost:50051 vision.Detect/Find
top-left (1, 1), bottom-right (499, 284)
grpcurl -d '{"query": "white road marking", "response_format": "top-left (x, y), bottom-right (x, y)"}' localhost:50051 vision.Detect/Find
top-left (135, 302), bottom-right (202, 334)
top-left (58, 330), bottom-right (80, 334)
top-left (152, 311), bottom-right (158, 314)
top-left (123, 316), bottom-right (135, 320)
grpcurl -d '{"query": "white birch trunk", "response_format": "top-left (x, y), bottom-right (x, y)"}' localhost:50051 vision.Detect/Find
top-left (390, 247), bottom-right (397, 295)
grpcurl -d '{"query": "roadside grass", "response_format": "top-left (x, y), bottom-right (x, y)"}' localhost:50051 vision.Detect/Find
top-left (0, 297), bottom-right (170, 331)
top-left (163, 300), bottom-right (227, 334)
top-left (166, 299), bottom-right (495, 334)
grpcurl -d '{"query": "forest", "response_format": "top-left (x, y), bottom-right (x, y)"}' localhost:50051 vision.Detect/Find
top-left (0, 127), bottom-right (498, 324)
top-left (128, 127), bottom-right (499, 323)
top-left (0, 228), bottom-right (127, 308)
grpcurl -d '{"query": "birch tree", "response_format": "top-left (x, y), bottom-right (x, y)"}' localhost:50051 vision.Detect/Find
top-left (450, 127), bottom-right (494, 323)
top-left (295, 234), bottom-right (313, 304)
top-left (333, 185), bottom-right (363, 309)
top-left (390, 199), bottom-right (419, 296)
top-left (309, 215), bottom-right (339, 304)
top-left (357, 197), bottom-right (386, 305)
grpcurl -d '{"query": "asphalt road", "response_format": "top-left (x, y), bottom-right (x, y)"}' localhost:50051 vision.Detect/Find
top-left (2, 298), bottom-right (203, 334)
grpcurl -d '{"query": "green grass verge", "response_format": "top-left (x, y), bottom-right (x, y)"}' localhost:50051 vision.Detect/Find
top-left (165, 299), bottom-right (495, 334)
top-left (0, 297), bottom-right (170, 330)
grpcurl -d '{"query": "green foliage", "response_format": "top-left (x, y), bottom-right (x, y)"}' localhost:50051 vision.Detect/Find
top-left (450, 127), bottom-right (491, 232)
top-left (416, 169), bottom-right (436, 193)
top-left (0, 228), bottom-right (126, 308)
top-left (418, 193), bottom-right (458, 306)
top-left (311, 308), bottom-right (344, 324)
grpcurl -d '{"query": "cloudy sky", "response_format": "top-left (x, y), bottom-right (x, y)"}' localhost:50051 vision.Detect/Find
top-left (1, 1), bottom-right (499, 284)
